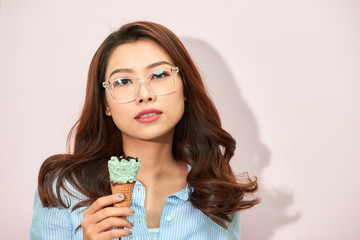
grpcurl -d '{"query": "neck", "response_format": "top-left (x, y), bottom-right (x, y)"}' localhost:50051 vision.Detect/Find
top-left (121, 133), bottom-right (178, 184)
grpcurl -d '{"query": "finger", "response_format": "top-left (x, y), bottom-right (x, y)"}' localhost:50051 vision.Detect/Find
top-left (95, 217), bottom-right (134, 233)
top-left (100, 228), bottom-right (132, 240)
top-left (92, 207), bottom-right (135, 224)
top-left (85, 194), bottom-right (124, 215)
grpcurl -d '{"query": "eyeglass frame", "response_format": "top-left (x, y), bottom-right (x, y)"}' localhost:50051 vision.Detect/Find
top-left (102, 66), bottom-right (179, 104)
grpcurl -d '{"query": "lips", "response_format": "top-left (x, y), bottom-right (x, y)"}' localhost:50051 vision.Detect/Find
top-left (135, 108), bottom-right (162, 119)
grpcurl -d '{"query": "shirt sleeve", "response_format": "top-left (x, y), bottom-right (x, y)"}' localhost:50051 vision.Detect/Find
top-left (30, 188), bottom-right (74, 240)
top-left (228, 211), bottom-right (240, 240)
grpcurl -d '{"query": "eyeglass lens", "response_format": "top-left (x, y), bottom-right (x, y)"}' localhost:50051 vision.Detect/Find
top-left (109, 68), bottom-right (176, 102)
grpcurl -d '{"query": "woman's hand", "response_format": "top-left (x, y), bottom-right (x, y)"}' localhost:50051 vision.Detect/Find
top-left (81, 194), bottom-right (134, 240)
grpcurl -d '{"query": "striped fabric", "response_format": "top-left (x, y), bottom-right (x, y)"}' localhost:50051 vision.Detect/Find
top-left (148, 228), bottom-right (159, 239)
top-left (30, 181), bottom-right (240, 240)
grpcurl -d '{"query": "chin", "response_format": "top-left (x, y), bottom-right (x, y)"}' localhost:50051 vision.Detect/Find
top-left (122, 127), bottom-right (175, 142)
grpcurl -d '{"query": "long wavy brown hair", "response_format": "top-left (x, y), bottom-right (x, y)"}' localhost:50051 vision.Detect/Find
top-left (38, 21), bottom-right (259, 229)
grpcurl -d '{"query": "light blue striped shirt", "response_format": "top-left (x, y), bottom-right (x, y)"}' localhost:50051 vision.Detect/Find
top-left (30, 180), bottom-right (240, 239)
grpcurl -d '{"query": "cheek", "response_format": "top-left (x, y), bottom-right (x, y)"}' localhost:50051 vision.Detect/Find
top-left (107, 103), bottom-right (129, 131)
top-left (170, 95), bottom-right (185, 122)
top-left (110, 111), bottom-right (129, 134)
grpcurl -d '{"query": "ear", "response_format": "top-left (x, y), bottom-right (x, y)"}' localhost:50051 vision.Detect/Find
top-left (105, 106), bottom-right (112, 116)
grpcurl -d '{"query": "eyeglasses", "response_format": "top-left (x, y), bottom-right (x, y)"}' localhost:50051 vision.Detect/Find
top-left (102, 67), bottom-right (179, 103)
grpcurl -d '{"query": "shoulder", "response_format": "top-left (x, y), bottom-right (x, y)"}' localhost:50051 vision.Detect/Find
top-left (228, 212), bottom-right (240, 239)
top-left (30, 188), bottom-right (74, 239)
top-left (31, 186), bottom-right (87, 239)
top-left (30, 179), bottom-right (88, 239)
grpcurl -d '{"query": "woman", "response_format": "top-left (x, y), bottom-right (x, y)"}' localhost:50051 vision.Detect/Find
top-left (30, 21), bottom-right (259, 240)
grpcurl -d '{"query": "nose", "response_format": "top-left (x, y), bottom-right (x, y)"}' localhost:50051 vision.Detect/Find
top-left (136, 81), bottom-right (156, 104)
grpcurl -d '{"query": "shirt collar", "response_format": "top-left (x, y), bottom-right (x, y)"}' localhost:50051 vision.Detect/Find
top-left (172, 184), bottom-right (193, 201)
top-left (172, 164), bottom-right (193, 201)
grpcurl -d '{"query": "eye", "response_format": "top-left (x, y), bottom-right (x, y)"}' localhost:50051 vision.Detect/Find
top-left (152, 70), bottom-right (170, 79)
top-left (113, 78), bottom-right (133, 87)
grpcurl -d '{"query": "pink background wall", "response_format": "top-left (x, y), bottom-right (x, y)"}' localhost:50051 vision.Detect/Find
top-left (1, 0), bottom-right (359, 239)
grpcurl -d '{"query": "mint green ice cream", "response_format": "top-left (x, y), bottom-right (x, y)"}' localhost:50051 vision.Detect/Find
top-left (108, 156), bottom-right (141, 184)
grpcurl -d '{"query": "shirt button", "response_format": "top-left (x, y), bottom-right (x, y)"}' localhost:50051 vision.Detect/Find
top-left (166, 216), bottom-right (172, 222)
top-left (138, 187), bottom-right (140, 192)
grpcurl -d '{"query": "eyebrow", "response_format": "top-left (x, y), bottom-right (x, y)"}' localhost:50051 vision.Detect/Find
top-left (109, 61), bottom-right (172, 78)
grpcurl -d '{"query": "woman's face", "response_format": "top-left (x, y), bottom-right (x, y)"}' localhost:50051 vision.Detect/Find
top-left (104, 40), bottom-right (185, 142)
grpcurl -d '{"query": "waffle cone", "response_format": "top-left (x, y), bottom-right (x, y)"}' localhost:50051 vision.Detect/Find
top-left (111, 182), bottom-right (135, 208)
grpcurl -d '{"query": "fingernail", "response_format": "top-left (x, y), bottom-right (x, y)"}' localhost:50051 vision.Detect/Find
top-left (130, 222), bottom-right (134, 227)
top-left (129, 230), bottom-right (132, 235)
top-left (118, 193), bottom-right (124, 198)
top-left (130, 208), bottom-right (135, 213)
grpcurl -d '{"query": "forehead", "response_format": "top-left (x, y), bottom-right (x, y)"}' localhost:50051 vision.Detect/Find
top-left (106, 40), bottom-right (173, 77)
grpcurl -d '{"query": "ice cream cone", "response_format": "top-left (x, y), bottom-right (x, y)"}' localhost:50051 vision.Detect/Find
top-left (108, 156), bottom-right (141, 240)
top-left (111, 182), bottom-right (135, 209)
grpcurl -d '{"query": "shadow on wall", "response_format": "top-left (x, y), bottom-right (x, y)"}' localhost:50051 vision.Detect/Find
top-left (181, 37), bottom-right (301, 240)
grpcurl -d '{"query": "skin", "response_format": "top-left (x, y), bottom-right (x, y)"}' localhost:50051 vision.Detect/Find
top-left (82, 40), bottom-right (188, 239)
top-left (82, 194), bottom-right (134, 239)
